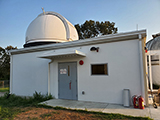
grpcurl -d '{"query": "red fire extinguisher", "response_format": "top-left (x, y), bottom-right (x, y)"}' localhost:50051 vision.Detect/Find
top-left (132, 95), bottom-right (138, 108)
top-left (138, 96), bottom-right (145, 109)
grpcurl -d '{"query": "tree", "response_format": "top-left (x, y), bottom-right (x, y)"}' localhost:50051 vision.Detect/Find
top-left (0, 46), bottom-right (17, 80)
top-left (75, 20), bottom-right (118, 39)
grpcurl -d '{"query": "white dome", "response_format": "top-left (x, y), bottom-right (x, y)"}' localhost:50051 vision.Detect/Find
top-left (25, 11), bottom-right (79, 47)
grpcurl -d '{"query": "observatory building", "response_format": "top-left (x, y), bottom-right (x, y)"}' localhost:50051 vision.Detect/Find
top-left (10, 11), bottom-right (148, 106)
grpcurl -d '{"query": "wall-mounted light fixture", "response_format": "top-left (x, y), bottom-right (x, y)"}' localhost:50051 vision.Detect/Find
top-left (90, 47), bottom-right (99, 52)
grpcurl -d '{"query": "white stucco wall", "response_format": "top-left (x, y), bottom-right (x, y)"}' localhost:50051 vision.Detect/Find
top-left (12, 52), bottom-right (50, 96)
top-left (11, 39), bottom-right (143, 104)
top-left (49, 39), bottom-right (143, 104)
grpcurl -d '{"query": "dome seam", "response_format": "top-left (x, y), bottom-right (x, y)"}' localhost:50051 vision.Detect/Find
top-left (38, 12), bottom-right (70, 40)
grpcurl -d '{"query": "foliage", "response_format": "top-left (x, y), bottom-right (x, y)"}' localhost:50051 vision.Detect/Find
top-left (0, 107), bottom-right (21, 120)
top-left (75, 20), bottom-right (118, 39)
top-left (0, 91), bottom-right (53, 119)
top-left (0, 46), bottom-right (17, 80)
top-left (0, 91), bottom-right (53, 107)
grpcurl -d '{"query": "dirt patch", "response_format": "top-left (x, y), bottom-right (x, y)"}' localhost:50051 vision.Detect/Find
top-left (13, 107), bottom-right (99, 120)
top-left (13, 107), bottom-right (137, 120)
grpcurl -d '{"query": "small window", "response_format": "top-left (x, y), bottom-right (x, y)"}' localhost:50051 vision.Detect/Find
top-left (91, 64), bottom-right (108, 75)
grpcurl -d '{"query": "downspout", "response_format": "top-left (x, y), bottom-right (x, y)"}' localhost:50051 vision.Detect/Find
top-left (145, 53), bottom-right (149, 90)
top-left (148, 55), bottom-right (153, 90)
top-left (48, 59), bottom-right (53, 96)
top-left (10, 53), bottom-right (13, 94)
top-left (139, 34), bottom-right (149, 106)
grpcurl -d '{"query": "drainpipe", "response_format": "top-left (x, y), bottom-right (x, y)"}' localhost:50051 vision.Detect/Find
top-left (138, 36), bottom-right (145, 99)
top-left (148, 55), bottom-right (153, 90)
top-left (145, 54), bottom-right (149, 90)
top-left (10, 53), bottom-right (13, 94)
top-left (139, 34), bottom-right (149, 106)
top-left (48, 59), bottom-right (53, 96)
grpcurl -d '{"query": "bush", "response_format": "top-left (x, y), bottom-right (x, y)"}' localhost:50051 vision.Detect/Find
top-left (0, 91), bottom-right (53, 107)
top-left (0, 92), bottom-right (53, 119)
top-left (0, 106), bottom-right (21, 119)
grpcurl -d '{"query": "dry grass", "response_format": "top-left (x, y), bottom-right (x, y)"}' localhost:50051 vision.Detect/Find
top-left (0, 87), bottom-right (9, 92)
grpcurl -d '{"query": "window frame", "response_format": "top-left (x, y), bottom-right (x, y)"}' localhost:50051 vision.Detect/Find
top-left (91, 63), bottom-right (108, 76)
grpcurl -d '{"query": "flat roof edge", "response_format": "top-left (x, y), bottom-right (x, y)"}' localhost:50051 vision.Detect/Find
top-left (10, 29), bottom-right (146, 55)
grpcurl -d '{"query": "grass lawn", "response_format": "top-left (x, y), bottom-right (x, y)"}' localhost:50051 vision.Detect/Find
top-left (0, 87), bottom-right (9, 92)
top-left (0, 92), bottom-right (153, 120)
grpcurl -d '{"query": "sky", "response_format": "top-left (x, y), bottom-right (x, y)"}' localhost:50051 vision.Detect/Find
top-left (0, 0), bottom-right (160, 48)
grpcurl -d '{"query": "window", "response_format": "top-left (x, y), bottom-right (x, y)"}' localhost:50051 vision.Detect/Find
top-left (91, 64), bottom-right (108, 75)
